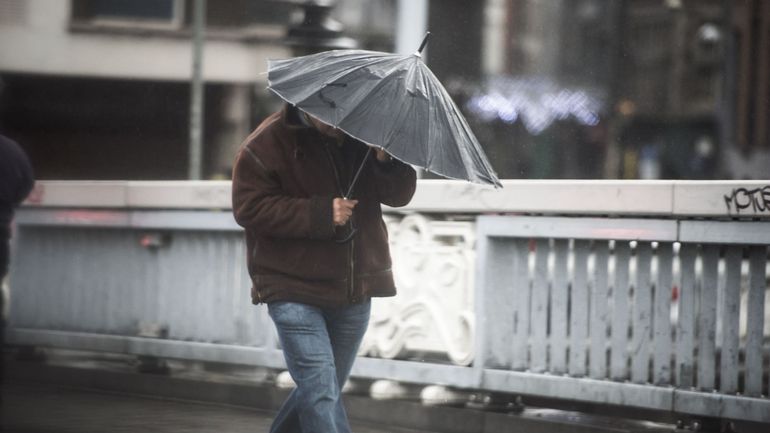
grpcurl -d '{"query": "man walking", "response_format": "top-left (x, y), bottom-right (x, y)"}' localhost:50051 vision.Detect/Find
top-left (0, 76), bottom-right (34, 282)
top-left (0, 77), bottom-right (35, 393)
top-left (232, 104), bottom-right (416, 432)
top-left (0, 133), bottom-right (33, 281)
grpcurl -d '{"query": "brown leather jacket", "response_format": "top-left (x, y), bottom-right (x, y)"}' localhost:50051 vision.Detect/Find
top-left (232, 105), bottom-right (417, 308)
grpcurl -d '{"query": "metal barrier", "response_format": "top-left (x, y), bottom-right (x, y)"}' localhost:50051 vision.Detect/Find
top-left (474, 216), bottom-right (770, 423)
top-left (6, 180), bottom-right (770, 423)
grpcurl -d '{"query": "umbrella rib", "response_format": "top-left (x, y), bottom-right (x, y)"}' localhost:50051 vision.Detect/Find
top-left (424, 69), bottom-right (435, 171)
top-left (425, 71), bottom-right (454, 176)
top-left (426, 71), bottom-right (487, 183)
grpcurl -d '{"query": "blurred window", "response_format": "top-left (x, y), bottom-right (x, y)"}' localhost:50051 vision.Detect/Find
top-left (206, 1), bottom-right (292, 28)
top-left (71, 0), bottom-right (184, 29)
top-left (0, 0), bottom-right (28, 26)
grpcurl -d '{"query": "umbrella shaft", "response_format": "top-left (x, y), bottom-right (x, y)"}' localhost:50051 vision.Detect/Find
top-left (417, 31), bottom-right (431, 54)
top-left (345, 147), bottom-right (373, 199)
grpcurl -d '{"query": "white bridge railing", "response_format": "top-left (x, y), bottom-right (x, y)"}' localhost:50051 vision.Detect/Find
top-left (6, 180), bottom-right (770, 423)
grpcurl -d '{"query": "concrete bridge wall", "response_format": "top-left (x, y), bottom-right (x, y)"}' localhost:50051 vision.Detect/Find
top-left (6, 180), bottom-right (770, 423)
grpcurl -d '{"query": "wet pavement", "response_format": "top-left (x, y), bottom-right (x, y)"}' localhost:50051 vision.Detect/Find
top-left (5, 352), bottom-right (765, 433)
top-left (1, 382), bottom-right (438, 433)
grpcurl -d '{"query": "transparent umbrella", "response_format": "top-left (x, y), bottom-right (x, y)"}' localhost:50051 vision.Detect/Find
top-left (267, 33), bottom-right (502, 197)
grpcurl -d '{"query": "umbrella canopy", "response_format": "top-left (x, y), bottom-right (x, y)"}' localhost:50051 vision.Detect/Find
top-left (266, 45), bottom-right (502, 188)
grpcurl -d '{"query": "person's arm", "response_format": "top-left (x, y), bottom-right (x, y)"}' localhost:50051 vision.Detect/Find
top-left (369, 148), bottom-right (417, 208)
top-left (13, 145), bottom-right (34, 206)
top-left (231, 141), bottom-right (336, 240)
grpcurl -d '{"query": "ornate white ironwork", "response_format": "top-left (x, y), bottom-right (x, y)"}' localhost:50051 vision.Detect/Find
top-left (360, 213), bottom-right (476, 366)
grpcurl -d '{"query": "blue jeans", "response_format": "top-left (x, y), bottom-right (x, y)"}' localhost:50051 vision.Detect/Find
top-left (268, 300), bottom-right (371, 433)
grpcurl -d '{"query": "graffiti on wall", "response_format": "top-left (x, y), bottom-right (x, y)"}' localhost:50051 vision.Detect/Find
top-left (724, 186), bottom-right (770, 215)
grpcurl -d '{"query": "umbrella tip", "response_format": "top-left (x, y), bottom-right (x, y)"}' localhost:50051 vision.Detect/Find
top-left (416, 32), bottom-right (431, 55)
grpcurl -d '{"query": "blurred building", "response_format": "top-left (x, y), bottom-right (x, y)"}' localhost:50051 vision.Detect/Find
top-left (596, 0), bottom-right (769, 180)
top-left (1, 0), bottom-right (767, 181)
top-left (0, 0), bottom-right (402, 180)
top-left (441, 0), bottom-right (770, 180)
top-left (613, 0), bottom-right (725, 180)
top-left (0, 0), bottom-right (296, 179)
top-left (727, 0), bottom-right (770, 179)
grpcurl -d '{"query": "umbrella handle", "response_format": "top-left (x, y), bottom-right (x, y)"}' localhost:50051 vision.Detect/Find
top-left (334, 225), bottom-right (357, 244)
top-left (417, 32), bottom-right (431, 54)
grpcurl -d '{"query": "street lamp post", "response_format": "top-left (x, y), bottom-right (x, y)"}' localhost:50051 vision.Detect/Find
top-left (284, 0), bottom-right (357, 56)
top-left (188, 0), bottom-right (206, 180)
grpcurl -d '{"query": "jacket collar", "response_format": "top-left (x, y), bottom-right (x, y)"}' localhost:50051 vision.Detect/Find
top-left (281, 104), bottom-right (312, 130)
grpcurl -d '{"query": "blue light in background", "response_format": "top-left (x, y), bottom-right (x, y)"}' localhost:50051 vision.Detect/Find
top-left (466, 76), bottom-right (605, 135)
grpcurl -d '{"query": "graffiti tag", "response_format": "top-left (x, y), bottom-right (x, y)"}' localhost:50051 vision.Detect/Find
top-left (723, 186), bottom-right (770, 215)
